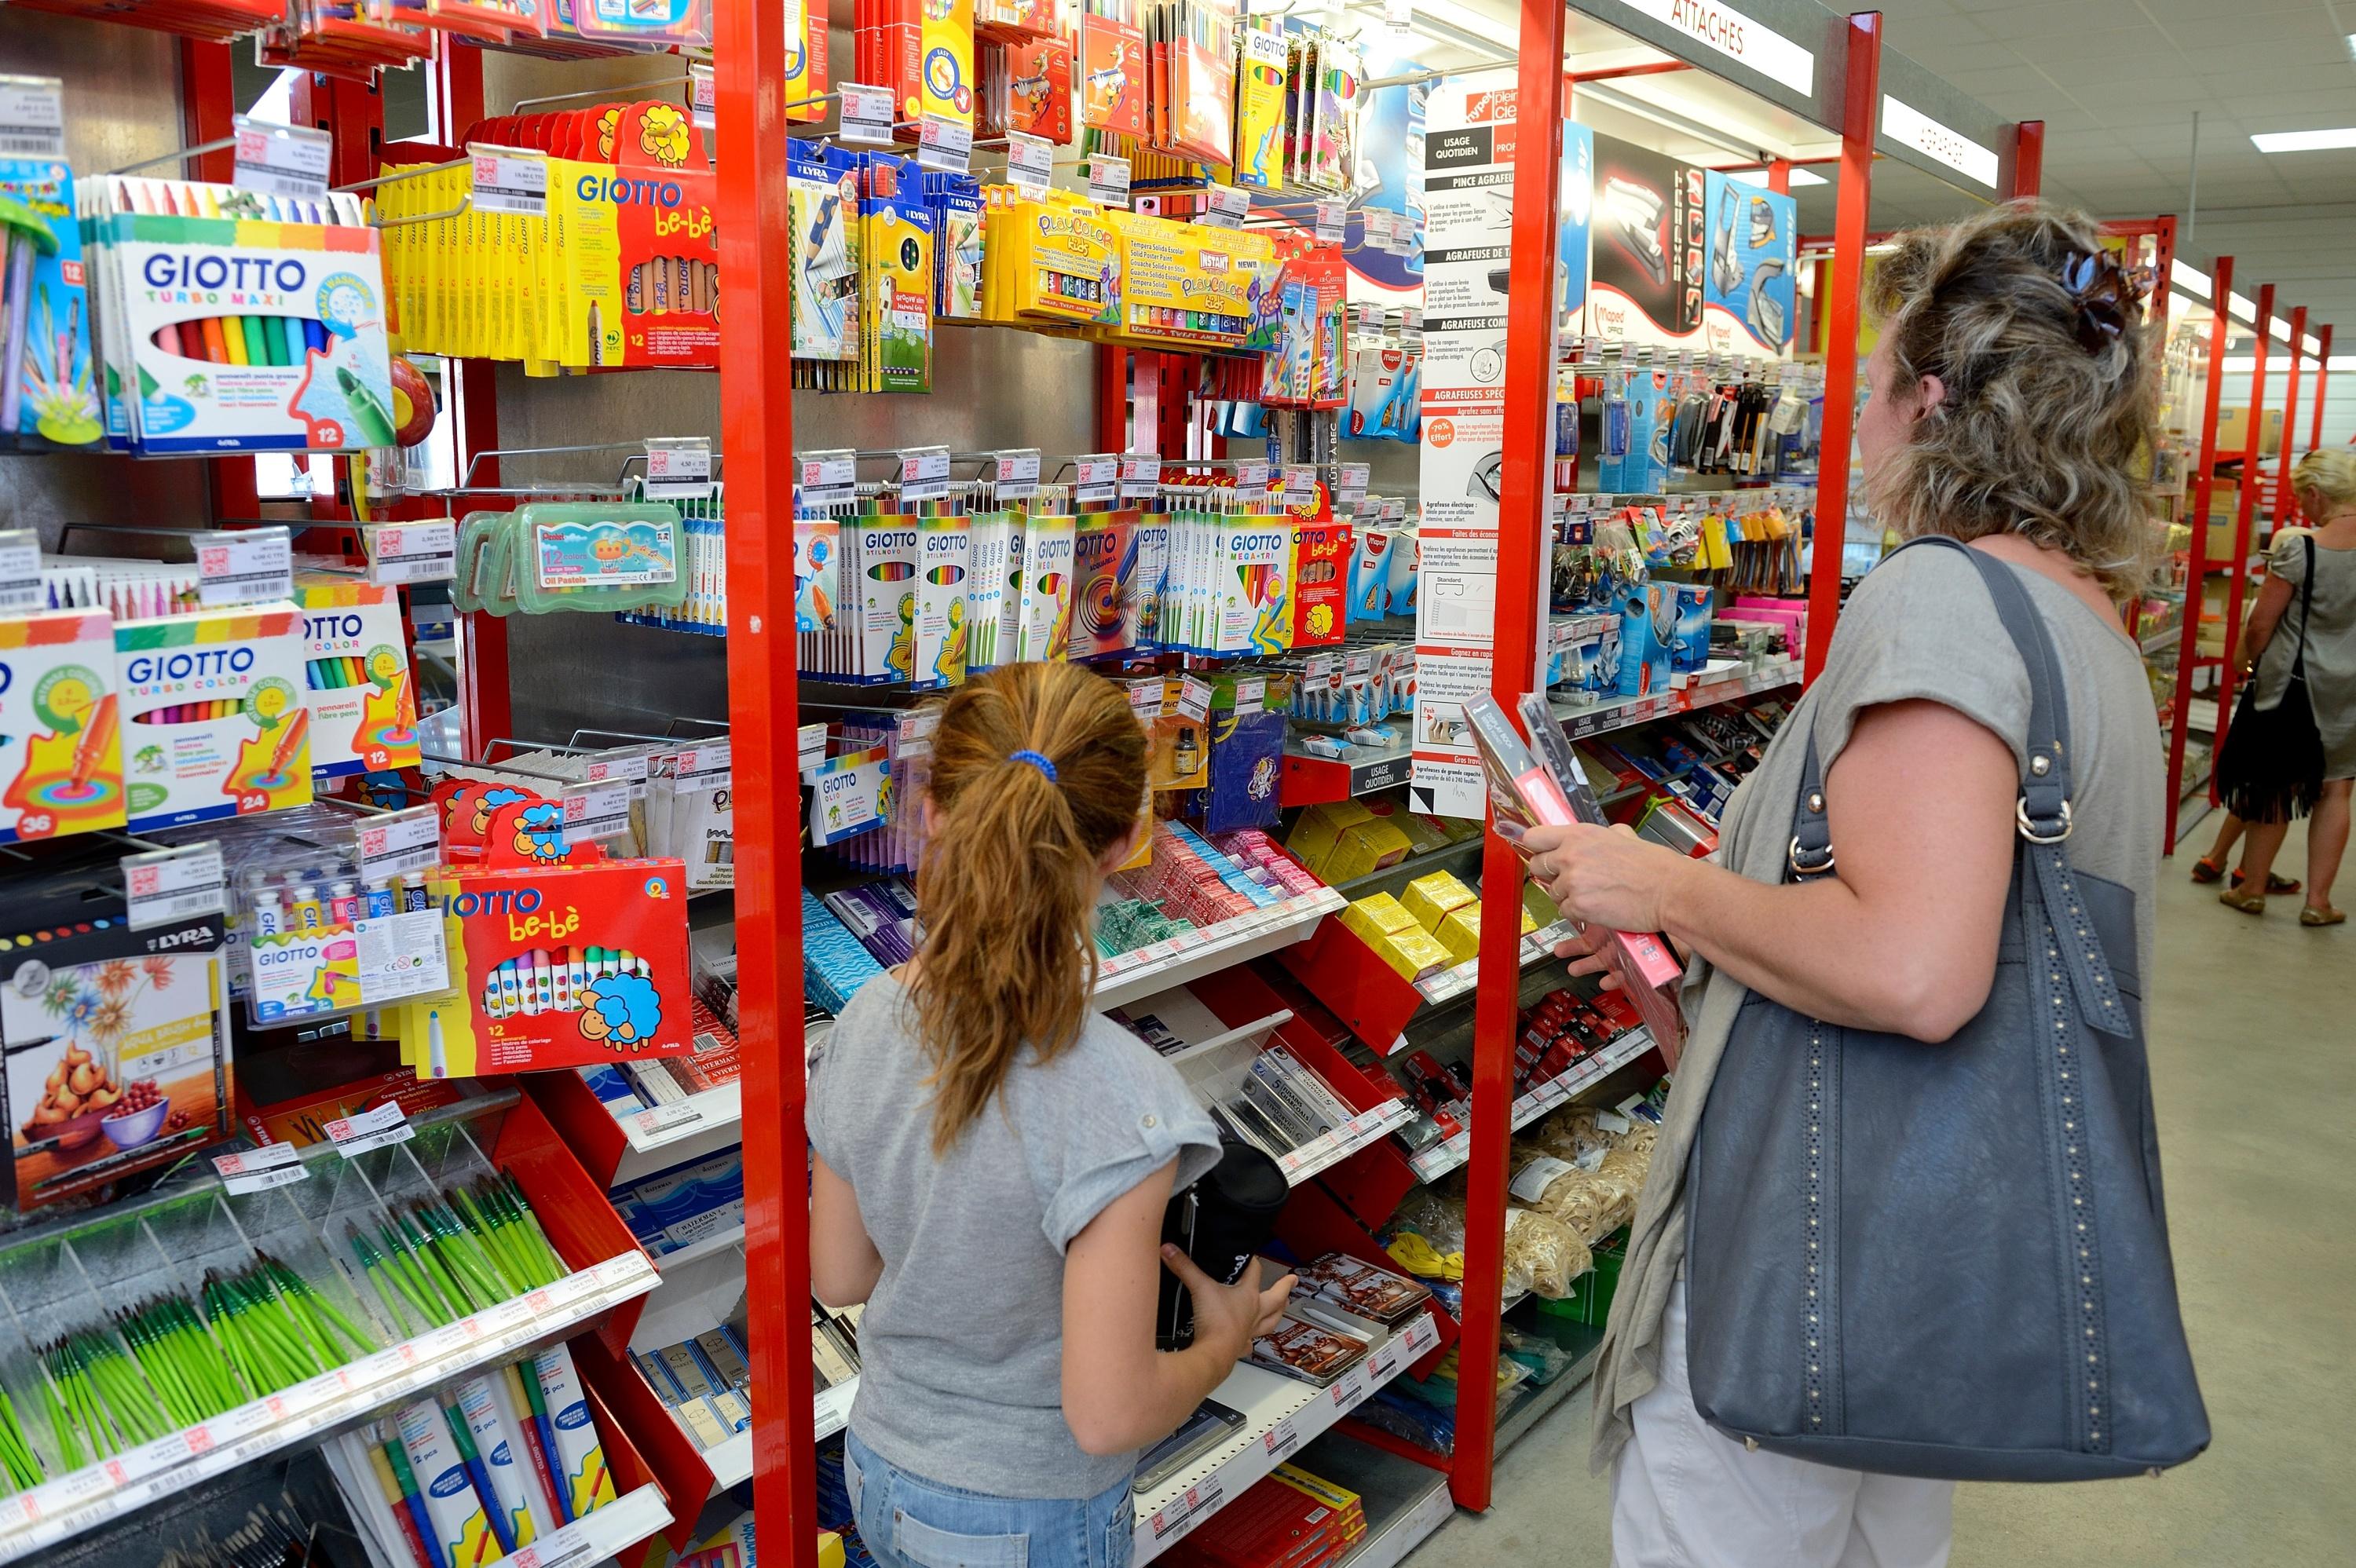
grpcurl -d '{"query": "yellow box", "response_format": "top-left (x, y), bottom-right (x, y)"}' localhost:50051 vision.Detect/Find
top-left (1400, 871), bottom-right (1476, 932)
top-left (1436, 903), bottom-right (1482, 963)
top-left (1371, 924), bottom-right (1454, 983)
top-left (1287, 799), bottom-right (1374, 874)
top-left (1323, 817), bottom-right (1411, 883)
top-left (1521, 906), bottom-right (1539, 934)
top-left (1387, 806), bottom-right (1453, 855)
top-left (1338, 892), bottom-right (1417, 948)
top-left (1523, 879), bottom-right (1563, 928)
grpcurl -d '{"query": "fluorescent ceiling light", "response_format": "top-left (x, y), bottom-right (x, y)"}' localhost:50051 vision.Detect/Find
top-left (2222, 356), bottom-right (2356, 371)
top-left (2169, 260), bottom-right (2211, 300)
top-left (1722, 164), bottom-right (1829, 188)
top-left (2347, 32), bottom-right (2356, 58)
top-left (2229, 291), bottom-right (2256, 323)
top-left (2269, 316), bottom-right (2291, 342)
top-left (2303, 333), bottom-right (2321, 354)
top-left (2252, 126), bottom-right (2356, 152)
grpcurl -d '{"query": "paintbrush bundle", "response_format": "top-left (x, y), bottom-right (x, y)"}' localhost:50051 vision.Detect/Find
top-left (79, 177), bottom-right (398, 453)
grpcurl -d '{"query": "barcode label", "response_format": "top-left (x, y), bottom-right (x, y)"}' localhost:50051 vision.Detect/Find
top-left (0, 77), bottom-right (65, 160)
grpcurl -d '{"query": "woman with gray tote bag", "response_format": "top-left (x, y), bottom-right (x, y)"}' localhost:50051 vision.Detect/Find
top-left (1513, 203), bottom-right (2206, 1566)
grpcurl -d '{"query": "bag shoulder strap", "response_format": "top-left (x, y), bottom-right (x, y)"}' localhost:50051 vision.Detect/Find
top-left (2289, 535), bottom-right (2318, 680)
top-left (1787, 535), bottom-right (2072, 879)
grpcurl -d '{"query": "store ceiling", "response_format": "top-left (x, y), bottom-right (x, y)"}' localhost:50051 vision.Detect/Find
top-left (1362, 1), bottom-right (2352, 342)
top-left (1867, 0), bottom-right (2354, 342)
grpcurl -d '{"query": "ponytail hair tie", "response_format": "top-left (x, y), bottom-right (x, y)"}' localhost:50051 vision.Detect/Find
top-left (1008, 748), bottom-right (1059, 782)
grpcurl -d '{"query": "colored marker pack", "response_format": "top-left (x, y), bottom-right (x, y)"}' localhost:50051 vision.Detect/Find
top-left (1287, 518), bottom-right (1351, 649)
top-left (116, 604), bottom-right (313, 831)
top-left (82, 177), bottom-right (397, 453)
top-left (0, 609), bottom-right (126, 843)
top-left (295, 578), bottom-right (421, 780)
top-left (398, 856), bottom-right (692, 1077)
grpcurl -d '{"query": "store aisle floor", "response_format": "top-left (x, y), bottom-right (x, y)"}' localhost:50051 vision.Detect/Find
top-left (1404, 814), bottom-right (2355, 1566)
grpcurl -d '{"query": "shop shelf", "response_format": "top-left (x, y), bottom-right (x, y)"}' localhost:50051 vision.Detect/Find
top-left (702, 1373), bottom-right (858, 1493)
top-left (1288, 1431), bottom-right (1455, 1568)
top-left (1493, 1318), bottom-right (1608, 1455)
top-left (1132, 1310), bottom-right (1443, 1566)
top-left (1094, 889), bottom-right (1348, 1014)
top-left (1547, 656), bottom-right (1801, 742)
top-left (494, 1481), bottom-right (672, 1568)
top-left (1407, 1027), bottom-right (1658, 1184)
top-left (1279, 743), bottom-right (1415, 808)
top-left (1409, 918), bottom-right (1582, 1011)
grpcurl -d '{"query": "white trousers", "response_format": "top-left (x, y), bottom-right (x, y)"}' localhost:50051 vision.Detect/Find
top-left (1611, 1281), bottom-right (1955, 1568)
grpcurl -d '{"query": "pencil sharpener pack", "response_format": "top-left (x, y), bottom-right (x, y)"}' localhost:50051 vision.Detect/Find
top-left (116, 604), bottom-right (313, 831)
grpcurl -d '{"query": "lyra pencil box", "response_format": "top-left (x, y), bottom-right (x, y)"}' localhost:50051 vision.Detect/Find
top-left (0, 609), bottom-right (126, 843)
top-left (294, 578), bottom-right (420, 779)
top-left (116, 604), bottom-right (313, 830)
top-left (400, 857), bottom-right (692, 1076)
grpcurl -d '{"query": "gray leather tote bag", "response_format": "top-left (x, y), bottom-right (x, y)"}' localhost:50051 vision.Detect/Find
top-left (1685, 537), bottom-right (2208, 1481)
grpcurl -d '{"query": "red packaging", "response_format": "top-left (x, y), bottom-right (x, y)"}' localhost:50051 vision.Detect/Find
top-left (1286, 519), bottom-right (1350, 649)
top-left (1078, 13), bottom-right (1144, 136)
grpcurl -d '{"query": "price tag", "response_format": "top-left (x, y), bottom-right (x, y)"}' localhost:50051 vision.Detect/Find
top-left (212, 1142), bottom-right (308, 1196)
top-left (324, 1102), bottom-right (412, 1158)
top-left (1176, 674), bottom-right (1213, 722)
top-left (671, 740), bottom-right (733, 788)
top-left (1261, 1414), bottom-right (1301, 1460)
top-left (1126, 679), bottom-right (1165, 722)
top-left (196, 526), bottom-right (292, 607)
top-left (1118, 453), bottom-right (1162, 501)
top-left (634, 1102), bottom-right (701, 1138)
top-left (1314, 199), bottom-right (1345, 244)
top-left (1198, 181), bottom-right (1249, 229)
top-left (1073, 452), bottom-right (1120, 504)
top-left (1006, 131), bottom-right (1054, 196)
top-left (917, 113), bottom-right (972, 173)
top-left (562, 780), bottom-right (633, 842)
top-left (1336, 462), bottom-right (1369, 507)
top-left (1087, 153), bottom-right (1131, 208)
top-left (365, 519), bottom-right (458, 584)
top-left (1233, 676), bottom-right (1265, 716)
top-left (1366, 1340), bottom-right (1403, 1383)
top-left (584, 747), bottom-right (657, 799)
top-left (1282, 465), bottom-right (1318, 506)
top-left (232, 115), bottom-right (331, 199)
top-left (356, 805), bottom-right (441, 880)
top-left (898, 444), bottom-right (952, 503)
top-left (1382, 496), bottom-right (1407, 524)
top-left (644, 437), bottom-right (715, 501)
top-left (690, 62), bottom-right (716, 130)
top-left (1232, 458), bottom-right (1270, 494)
top-left (1385, 0), bottom-right (1413, 24)
top-left (468, 144), bottom-right (548, 217)
top-left (0, 528), bottom-right (42, 614)
top-left (0, 76), bottom-right (66, 162)
top-left (799, 448), bottom-right (859, 508)
top-left (1151, 1482), bottom-right (1224, 1544)
top-left (123, 844), bottom-right (225, 930)
top-left (993, 448), bottom-right (1041, 500)
top-left (838, 83), bottom-right (894, 145)
top-left (814, 1377), bottom-right (858, 1435)
top-left (1329, 1364), bottom-right (1370, 1413)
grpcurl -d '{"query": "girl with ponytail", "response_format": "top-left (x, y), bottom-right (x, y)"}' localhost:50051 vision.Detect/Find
top-left (807, 661), bottom-right (1295, 1557)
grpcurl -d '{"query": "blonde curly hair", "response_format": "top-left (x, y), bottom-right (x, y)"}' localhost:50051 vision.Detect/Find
top-left (1864, 200), bottom-right (2160, 599)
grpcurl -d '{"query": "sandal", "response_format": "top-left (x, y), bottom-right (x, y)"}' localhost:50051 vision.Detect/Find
top-left (2300, 905), bottom-right (2346, 927)
top-left (2225, 868), bottom-right (2303, 894)
top-left (2218, 887), bottom-right (2266, 915)
top-left (2190, 857), bottom-right (2226, 884)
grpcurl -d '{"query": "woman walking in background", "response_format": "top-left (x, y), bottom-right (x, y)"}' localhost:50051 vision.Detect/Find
top-left (2215, 449), bottom-right (2356, 925)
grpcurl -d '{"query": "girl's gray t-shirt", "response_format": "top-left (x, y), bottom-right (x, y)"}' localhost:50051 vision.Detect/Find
top-left (807, 972), bottom-right (1221, 1500)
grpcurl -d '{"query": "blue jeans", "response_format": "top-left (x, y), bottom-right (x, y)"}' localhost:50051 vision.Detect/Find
top-left (844, 1430), bottom-right (1136, 1568)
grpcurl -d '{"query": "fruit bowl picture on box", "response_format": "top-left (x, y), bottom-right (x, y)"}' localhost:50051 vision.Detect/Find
top-left (5, 948), bottom-right (228, 1210)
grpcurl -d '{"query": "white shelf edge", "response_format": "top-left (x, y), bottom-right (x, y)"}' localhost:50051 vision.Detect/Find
top-left (1409, 1028), bottom-right (1655, 1183)
top-left (488, 1481), bottom-right (670, 1568)
top-left (1279, 1099), bottom-right (1416, 1187)
top-left (0, 1252), bottom-right (661, 1563)
top-left (704, 1377), bottom-right (857, 1496)
top-left (653, 1222), bottom-right (748, 1273)
top-left (1411, 919), bottom-right (1580, 1009)
top-left (1093, 890), bottom-right (1345, 1015)
top-left (1131, 1311), bottom-right (1441, 1566)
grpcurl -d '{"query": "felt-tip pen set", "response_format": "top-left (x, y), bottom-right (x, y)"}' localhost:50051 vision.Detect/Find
top-left (478, 946), bottom-right (654, 1018)
top-left (131, 698), bottom-right (243, 723)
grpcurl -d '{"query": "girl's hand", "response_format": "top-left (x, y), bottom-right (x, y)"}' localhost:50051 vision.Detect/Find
top-left (1161, 1245), bottom-right (1297, 1361)
top-left (1513, 821), bottom-right (1689, 934)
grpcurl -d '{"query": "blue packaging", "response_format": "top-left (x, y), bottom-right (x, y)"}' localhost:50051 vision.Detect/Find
top-left (1671, 583), bottom-right (1713, 673)
top-left (1602, 369), bottom-right (1671, 492)
top-left (1384, 527), bottom-right (1420, 616)
top-left (1616, 583), bottom-right (1674, 698)
top-left (1348, 528), bottom-right (1392, 622)
top-left (0, 156), bottom-right (101, 451)
top-left (1702, 172), bottom-right (1797, 355)
top-left (803, 889), bottom-right (885, 1012)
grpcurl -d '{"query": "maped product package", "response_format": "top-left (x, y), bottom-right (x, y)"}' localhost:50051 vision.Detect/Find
top-left (2, 875), bottom-right (232, 1213)
top-left (0, 609), bottom-right (126, 843)
top-left (117, 603), bottom-right (313, 830)
top-left (295, 578), bottom-right (421, 778)
top-left (0, 152), bottom-right (101, 451)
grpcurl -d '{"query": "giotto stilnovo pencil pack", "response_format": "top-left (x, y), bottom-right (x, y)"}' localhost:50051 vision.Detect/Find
top-left (81, 177), bottom-right (397, 453)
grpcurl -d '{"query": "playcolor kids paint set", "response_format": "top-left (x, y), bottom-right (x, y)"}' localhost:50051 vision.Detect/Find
top-left (82, 177), bottom-right (398, 453)
top-left (115, 603), bottom-right (314, 831)
top-left (0, 609), bottom-right (126, 844)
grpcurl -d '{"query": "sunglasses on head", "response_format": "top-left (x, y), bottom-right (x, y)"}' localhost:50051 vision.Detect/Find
top-left (2059, 250), bottom-right (2144, 353)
